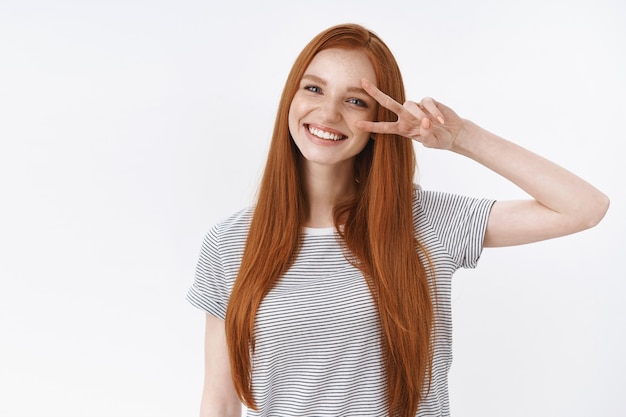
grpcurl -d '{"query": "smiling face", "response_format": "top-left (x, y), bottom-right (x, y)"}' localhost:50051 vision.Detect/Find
top-left (288, 48), bottom-right (377, 172)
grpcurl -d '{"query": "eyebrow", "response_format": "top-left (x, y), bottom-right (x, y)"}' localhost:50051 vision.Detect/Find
top-left (302, 74), bottom-right (370, 96)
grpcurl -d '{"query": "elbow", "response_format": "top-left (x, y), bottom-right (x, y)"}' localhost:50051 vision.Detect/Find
top-left (582, 191), bottom-right (610, 229)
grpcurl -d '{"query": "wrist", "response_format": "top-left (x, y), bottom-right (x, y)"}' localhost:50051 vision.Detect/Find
top-left (449, 119), bottom-right (478, 155)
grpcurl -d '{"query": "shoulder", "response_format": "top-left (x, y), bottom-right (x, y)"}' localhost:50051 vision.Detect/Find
top-left (413, 184), bottom-right (494, 220)
top-left (412, 184), bottom-right (495, 268)
top-left (201, 206), bottom-right (254, 254)
top-left (211, 206), bottom-right (254, 236)
top-left (189, 208), bottom-right (254, 318)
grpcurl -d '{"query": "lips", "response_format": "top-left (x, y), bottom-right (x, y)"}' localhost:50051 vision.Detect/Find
top-left (306, 124), bottom-right (347, 141)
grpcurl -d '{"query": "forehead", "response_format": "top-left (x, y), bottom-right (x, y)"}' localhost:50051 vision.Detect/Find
top-left (304, 48), bottom-right (376, 84)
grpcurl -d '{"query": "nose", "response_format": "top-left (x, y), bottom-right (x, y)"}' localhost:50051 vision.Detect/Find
top-left (319, 97), bottom-right (342, 123)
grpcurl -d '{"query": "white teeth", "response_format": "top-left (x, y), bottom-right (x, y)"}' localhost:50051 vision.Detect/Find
top-left (308, 126), bottom-right (344, 141)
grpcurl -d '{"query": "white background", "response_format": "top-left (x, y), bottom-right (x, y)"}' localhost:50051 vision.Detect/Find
top-left (1, 0), bottom-right (624, 416)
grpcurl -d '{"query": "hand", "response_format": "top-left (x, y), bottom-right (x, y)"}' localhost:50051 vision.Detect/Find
top-left (355, 79), bottom-right (466, 150)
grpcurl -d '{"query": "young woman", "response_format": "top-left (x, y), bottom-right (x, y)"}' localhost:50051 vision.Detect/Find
top-left (187, 23), bottom-right (609, 417)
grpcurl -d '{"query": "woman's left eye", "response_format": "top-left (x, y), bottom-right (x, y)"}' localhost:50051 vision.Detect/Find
top-left (348, 98), bottom-right (367, 108)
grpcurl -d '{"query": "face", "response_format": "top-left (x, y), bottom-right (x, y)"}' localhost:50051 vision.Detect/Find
top-left (288, 48), bottom-right (377, 171)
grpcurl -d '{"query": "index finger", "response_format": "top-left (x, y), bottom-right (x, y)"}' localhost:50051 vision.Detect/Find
top-left (361, 79), bottom-right (406, 116)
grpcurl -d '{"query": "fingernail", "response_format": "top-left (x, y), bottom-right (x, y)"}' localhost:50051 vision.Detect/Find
top-left (422, 118), bottom-right (431, 129)
top-left (437, 116), bottom-right (445, 124)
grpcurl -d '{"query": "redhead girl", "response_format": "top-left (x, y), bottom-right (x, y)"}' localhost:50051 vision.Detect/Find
top-left (187, 23), bottom-right (609, 417)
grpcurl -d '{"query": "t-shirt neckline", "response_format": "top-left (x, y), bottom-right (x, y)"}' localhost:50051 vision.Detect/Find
top-left (303, 226), bottom-right (336, 236)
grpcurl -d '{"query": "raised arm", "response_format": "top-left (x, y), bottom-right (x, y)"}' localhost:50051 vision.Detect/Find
top-left (199, 314), bottom-right (242, 417)
top-left (449, 120), bottom-right (608, 246)
top-left (355, 79), bottom-right (609, 247)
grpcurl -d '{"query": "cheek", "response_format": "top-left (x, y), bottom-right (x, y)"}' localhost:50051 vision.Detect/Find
top-left (352, 110), bottom-right (376, 140)
top-left (287, 98), bottom-right (303, 135)
top-left (355, 135), bottom-right (372, 151)
top-left (287, 106), bottom-right (297, 138)
top-left (366, 106), bottom-right (377, 123)
top-left (351, 107), bottom-right (376, 130)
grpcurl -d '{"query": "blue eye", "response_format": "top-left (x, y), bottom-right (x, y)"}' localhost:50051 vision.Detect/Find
top-left (348, 98), bottom-right (367, 108)
top-left (305, 85), bottom-right (321, 93)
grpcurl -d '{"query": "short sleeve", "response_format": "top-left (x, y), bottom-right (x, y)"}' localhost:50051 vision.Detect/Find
top-left (415, 189), bottom-right (495, 269)
top-left (186, 225), bottom-right (229, 320)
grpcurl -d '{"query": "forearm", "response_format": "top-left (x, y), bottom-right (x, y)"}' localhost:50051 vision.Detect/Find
top-left (452, 120), bottom-right (609, 229)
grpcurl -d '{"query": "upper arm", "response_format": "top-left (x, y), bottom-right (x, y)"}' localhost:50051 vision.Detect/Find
top-left (200, 313), bottom-right (242, 417)
top-left (483, 199), bottom-right (600, 248)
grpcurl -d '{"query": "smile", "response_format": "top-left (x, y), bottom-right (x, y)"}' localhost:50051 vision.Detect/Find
top-left (307, 124), bottom-right (347, 141)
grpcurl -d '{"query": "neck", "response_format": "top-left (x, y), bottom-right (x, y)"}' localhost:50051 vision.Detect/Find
top-left (302, 161), bottom-right (356, 228)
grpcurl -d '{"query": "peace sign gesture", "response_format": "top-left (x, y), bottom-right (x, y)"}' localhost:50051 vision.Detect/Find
top-left (355, 79), bottom-right (467, 151)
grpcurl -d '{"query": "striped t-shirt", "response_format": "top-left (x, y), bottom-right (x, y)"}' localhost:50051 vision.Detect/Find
top-left (187, 187), bottom-right (494, 416)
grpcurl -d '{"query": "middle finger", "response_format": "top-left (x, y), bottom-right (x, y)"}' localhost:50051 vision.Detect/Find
top-left (361, 79), bottom-right (407, 116)
top-left (402, 100), bottom-right (427, 120)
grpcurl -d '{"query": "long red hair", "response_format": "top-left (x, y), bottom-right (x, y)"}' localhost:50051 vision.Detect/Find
top-left (225, 23), bottom-right (434, 417)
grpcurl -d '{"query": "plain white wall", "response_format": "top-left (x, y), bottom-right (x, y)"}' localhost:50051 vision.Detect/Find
top-left (0, 0), bottom-right (624, 416)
